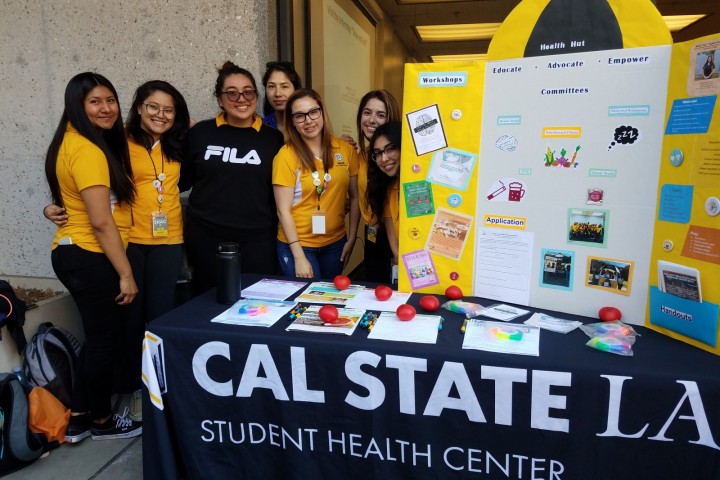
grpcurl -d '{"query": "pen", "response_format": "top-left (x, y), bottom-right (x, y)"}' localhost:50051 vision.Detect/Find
top-left (460, 318), bottom-right (469, 333)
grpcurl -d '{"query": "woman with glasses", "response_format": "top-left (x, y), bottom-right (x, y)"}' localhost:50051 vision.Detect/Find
top-left (366, 121), bottom-right (402, 279)
top-left (44, 72), bottom-right (142, 442)
top-left (349, 90), bottom-right (400, 283)
top-left (45, 80), bottom-right (192, 423)
top-left (181, 61), bottom-right (285, 293)
top-left (262, 61), bottom-right (302, 134)
top-left (273, 89), bottom-right (360, 280)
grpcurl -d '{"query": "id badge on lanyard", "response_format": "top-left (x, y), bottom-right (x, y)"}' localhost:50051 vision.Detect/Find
top-left (152, 211), bottom-right (169, 237)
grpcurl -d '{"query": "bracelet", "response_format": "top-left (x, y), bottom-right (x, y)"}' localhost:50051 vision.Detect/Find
top-left (288, 240), bottom-right (300, 245)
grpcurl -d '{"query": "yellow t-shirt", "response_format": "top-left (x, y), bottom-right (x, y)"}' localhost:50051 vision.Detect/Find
top-left (273, 138), bottom-right (359, 248)
top-left (52, 124), bottom-right (132, 252)
top-left (382, 178), bottom-right (400, 240)
top-left (127, 138), bottom-right (183, 245)
top-left (357, 149), bottom-right (376, 227)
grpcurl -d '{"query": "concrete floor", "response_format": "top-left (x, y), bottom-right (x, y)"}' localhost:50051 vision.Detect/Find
top-left (5, 436), bottom-right (142, 479)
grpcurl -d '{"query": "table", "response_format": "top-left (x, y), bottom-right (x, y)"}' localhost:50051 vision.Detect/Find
top-left (143, 274), bottom-right (720, 479)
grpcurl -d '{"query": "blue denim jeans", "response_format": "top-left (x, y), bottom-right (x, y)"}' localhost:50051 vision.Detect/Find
top-left (277, 237), bottom-right (346, 281)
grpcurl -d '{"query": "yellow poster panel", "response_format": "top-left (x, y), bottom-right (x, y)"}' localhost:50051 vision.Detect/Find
top-left (398, 63), bottom-right (484, 294)
top-left (646, 34), bottom-right (720, 354)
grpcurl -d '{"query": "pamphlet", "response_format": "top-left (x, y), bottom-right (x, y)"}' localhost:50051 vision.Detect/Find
top-left (524, 312), bottom-right (581, 334)
top-left (462, 320), bottom-right (540, 356)
top-left (286, 305), bottom-right (364, 335)
top-left (241, 278), bottom-right (307, 301)
top-left (211, 298), bottom-right (297, 327)
top-left (657, 260), bottom-right (702, 302)
top-left (475, 304), bottom-right (531, 321)
top-left (343, 289), bottom-right (412, 312)
top-left (294, 282), bottom-right (366, 305)
top-left (367, 312), bottom-right (443, 344)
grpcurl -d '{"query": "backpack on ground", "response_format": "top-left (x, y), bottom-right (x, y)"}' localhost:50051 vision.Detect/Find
top-left (0, 373), bottom-right (46, 475)
top-left (0, 279), bottom-right (28, 353)
top-left (22, 322), bottom-right (82, 408)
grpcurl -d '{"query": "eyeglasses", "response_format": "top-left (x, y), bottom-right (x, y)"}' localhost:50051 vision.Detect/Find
top-left (143, 103), bottom-right (176, 118)
top-left (371, 144), bottom-right (399, 162)
top-left (292, 107), bottom-right (322, 124)
top-left (220, 90), bottom-right (257, 102)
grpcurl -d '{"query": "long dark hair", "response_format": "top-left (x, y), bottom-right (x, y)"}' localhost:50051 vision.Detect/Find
top-left (126, 80), bottom-right (190, 161)
top-left (284, 89), bottom-right (334, 173)
top-left (262, 61), bottom-right (302, 116)
top-left (366, 121), bottom-right (402, 224)
top-left (355, 90), bottom-right (400, 155)
top-left (45, 72), bottom-right (134, 207)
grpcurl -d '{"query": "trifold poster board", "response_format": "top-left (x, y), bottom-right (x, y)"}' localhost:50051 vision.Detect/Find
top-left (646, 34), bottom-right (720, 355)
top-left (398, 0), bottom-right (720, 353)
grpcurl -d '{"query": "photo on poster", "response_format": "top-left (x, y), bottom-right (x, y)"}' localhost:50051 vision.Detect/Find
top-left (403, 181), bottom-right (435, 217)
top-left (688, 39), bottom-right (720, 96)
top-left (425, 208), bottom-right (474, 260)
top-left (585, 256), bottom-right (633, 296)
top-left (567, 209), bottom-right (608, 247)
top-left (658, 260), bottom-right (702, 302)
top-left (401, 249), bottom-right (440, 290)
top-left (586, 188), bottom-right (604, 205)
top-left (426, 147), bottom-right (477, 191)
top-left (406, 104), bottom-right (448, 156)
top-left (539, 249), bottom-right (574, 291)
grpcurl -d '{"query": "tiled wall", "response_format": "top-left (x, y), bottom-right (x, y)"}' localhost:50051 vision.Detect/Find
top-left (0, 0), bottom-right (276, 276)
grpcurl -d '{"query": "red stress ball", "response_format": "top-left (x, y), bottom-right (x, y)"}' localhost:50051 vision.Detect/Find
top-left (419, 295), bottom-right (440, 312)
top-left (396, 304), bottom-right (416, 321)
top-left (598, 306), bottom-right (622, 322)
top-left (445, 285), bottom-right (463, 300)
top-left (319, 305), bottom-right (341, 324)
top-left (333, 275), bottom-right (351, 291)
top-left (374, 285), bottom-right (393, 301)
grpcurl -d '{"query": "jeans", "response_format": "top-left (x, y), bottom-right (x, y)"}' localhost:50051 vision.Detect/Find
top-left (51, 245), bottom-right (124, 420)
top-left (277, 237), bottom-right (346, 281)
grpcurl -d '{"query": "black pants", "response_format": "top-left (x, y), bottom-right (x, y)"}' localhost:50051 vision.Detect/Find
top-left (363, 224), bottom-right (393, 284)
top-left (184, 214), bottom-right (277, 295)
top-left (113, 242), bottom-right (183, 394)
top-left (52, 245), bottom-right (124, 420)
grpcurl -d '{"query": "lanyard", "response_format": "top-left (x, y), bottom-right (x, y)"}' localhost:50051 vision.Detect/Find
top-left (147, 142), bottom-right (166, 211)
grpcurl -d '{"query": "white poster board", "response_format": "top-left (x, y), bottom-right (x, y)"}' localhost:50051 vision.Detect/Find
top-left (474, 46), bottom-right (671, 322)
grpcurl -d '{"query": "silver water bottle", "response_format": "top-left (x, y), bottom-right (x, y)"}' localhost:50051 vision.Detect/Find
top-left (216, 242), bottom-right (241, 304)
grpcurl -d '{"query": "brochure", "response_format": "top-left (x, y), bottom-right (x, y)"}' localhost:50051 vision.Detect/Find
top-left (241, 278), bottom-right (307, 301)
top-left (294, 282), bottom-right (366, 305)
top-left (286, 305), bottom-right (364, 335)
top-left (524, 312), bottom-right (581, 334)
top-left (462, 320), bottom-right (540, 356)
top-left (343, 289), bottom-right (412, 312)
top-left (367, 312), bottom-right (443, 344)
top-left (475, 304), bottom-right (531, 322)
top-left (211, 298), bottom-right (297, 327)
top-left (657, 260), bottom-right (702, 302)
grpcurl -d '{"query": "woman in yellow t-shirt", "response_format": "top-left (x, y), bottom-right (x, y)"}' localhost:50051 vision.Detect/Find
top-left (366, 122), bottom-right (402, 277)
top-left (44, 72), bottom-right (141, 442)
top-left (44, 81), bottom-right (192, 421)
top-left (272, 89), bottom-right (360, 280)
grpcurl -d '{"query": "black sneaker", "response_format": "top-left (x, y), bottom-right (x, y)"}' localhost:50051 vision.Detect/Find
top-left (91, 408), bottom-right (142, 440)
top-left (65, 413), bottom-right (92, 443)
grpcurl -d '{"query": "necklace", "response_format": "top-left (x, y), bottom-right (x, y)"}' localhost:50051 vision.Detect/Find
top-left (311, 169), bottom-right (331, 210)
top-left (147, 141), bottom-right (166, 210)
